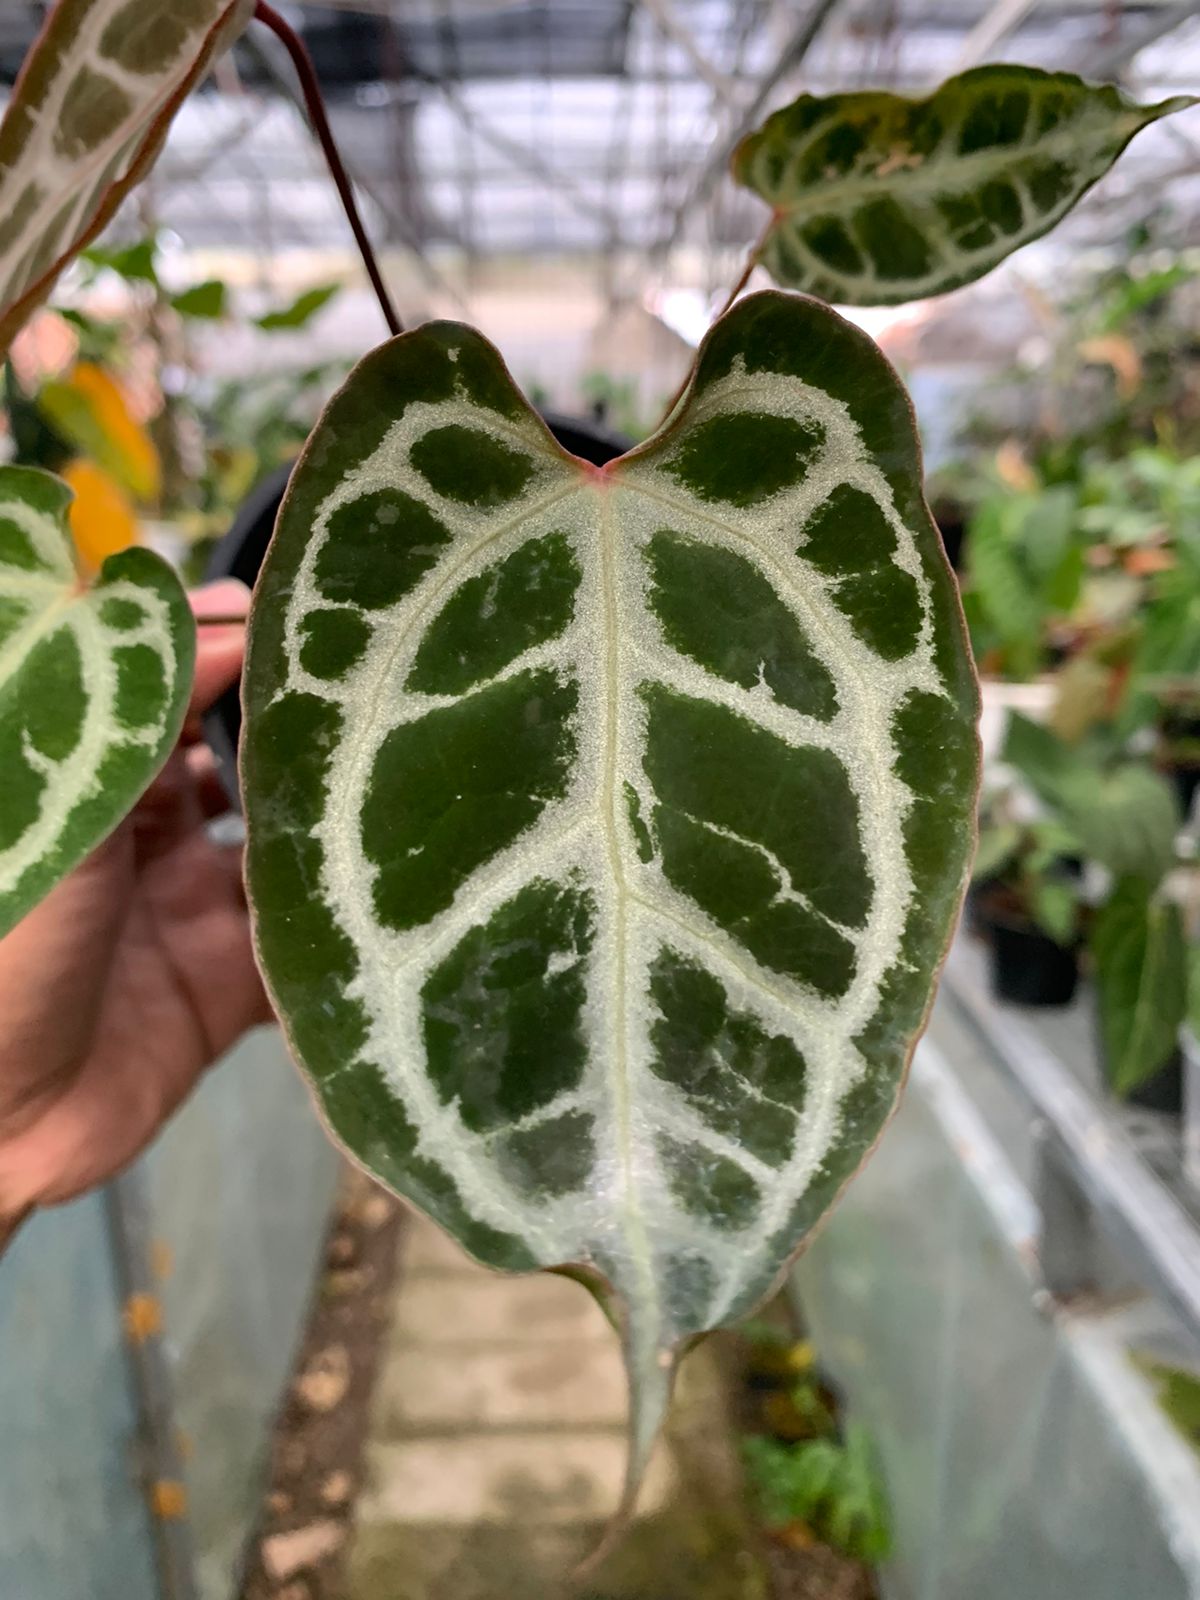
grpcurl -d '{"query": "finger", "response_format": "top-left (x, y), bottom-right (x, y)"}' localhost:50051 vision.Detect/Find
top-left (186, 580), bottom-right (251, 725)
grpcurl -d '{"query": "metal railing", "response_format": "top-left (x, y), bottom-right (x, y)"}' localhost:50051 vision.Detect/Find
top-left (940, 943), bottom-right (1200, 1349)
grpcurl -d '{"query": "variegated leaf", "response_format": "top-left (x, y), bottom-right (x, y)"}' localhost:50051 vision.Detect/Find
top-left (0, 465), bottom-right (194, 937)
top-left (733, 67), bottom-right (1195, 305)
top-left (242, 292), bottom-right (979, 1487)
top-left (0, 0), bottom-right (249, 353)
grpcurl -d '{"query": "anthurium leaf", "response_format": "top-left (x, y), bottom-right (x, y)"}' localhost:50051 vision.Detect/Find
top-left (241, 290), bottom-right (979, 1497)
top-left (733, 66), bottom-right (1194, 306)
top-left (1060, 764), bottom-right (1179, 884)
top-left (0, 465), bottom-right (194, 937)
top-left (0, 0), bottom-right (250, 354)
top-left (1091, 879), bottom-right (1186, 1096)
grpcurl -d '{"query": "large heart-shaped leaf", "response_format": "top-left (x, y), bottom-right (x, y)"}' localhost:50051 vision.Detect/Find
top-left (0, 0), bottom-right (249, 353)
top-left (0, 465), bottom-right (194, 937)
top-left (242, 291), bottom-right (979, 1488)
top-left (732, 67), bottom-right (1194, 305)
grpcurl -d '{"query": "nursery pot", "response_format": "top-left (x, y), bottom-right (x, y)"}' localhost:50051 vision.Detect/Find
top-left (1125, 1050), bottom-right (1185, 1116)
top-left (1157, 710), bottom-right (1200, 823)
top-left (203, 410), bottom-right (632, 807)
top-left (977, 899), bottom-right (1080, 1007)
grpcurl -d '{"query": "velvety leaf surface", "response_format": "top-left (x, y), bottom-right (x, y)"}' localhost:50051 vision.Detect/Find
top-left (733, 67), bottom-right (1194, 305)
top-left (0, 465), bottom-right (194, 936)
top-left (0, 0), bottom-right (249, 353)
top-left (242, 291), bottom-right (979, 1483)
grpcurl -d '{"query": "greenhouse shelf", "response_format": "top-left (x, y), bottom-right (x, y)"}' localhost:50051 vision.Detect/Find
top-left (792, 938), bottom-right (1200, 1600)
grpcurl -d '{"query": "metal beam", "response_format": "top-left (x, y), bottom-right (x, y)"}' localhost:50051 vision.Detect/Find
top-left (652, 0), bottom-right (842, 262)
top-left (639, 0), bottom-right (738, 104)
top-left (952, 0), bottom-right (1042, 70)
top-left (1085, 0), bottom-right (1200, 78)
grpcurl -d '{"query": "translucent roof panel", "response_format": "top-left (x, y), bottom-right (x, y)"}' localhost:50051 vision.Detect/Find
top-left (1, 0), bottom-right (1196, 271)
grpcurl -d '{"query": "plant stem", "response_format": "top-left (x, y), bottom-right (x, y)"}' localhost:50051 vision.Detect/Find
top-left (713, 245), bottom-right (758, 323)
top-left (253, 1), bottom-right (403, 338)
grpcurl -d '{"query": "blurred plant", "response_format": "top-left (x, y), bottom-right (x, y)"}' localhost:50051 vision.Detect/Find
top-left (1134, 1355), bottom-right (1200, 1456)
top-left (580, 370), bottom-right (652, 441)
top-left (742, 1426), bottom-right (892, 1563)
top-left (2, 230), bottom-right (345, 577)
top-left (972, 801), bottom-right (1082, 949)
top-left (1002, 711), bottom-right (1191, 1094)
top-left (960, 480), bottom-right (1085, 678)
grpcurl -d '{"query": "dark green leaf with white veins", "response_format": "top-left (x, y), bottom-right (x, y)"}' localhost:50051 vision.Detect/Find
top-left (732, 67), bottom-right (1195, 305)
top-left (0, 0), bottom-right (249, 353)
top-left (242, 291), bottom-right (979, 1489)
top-left (0, 466), bottom-right (194, 936)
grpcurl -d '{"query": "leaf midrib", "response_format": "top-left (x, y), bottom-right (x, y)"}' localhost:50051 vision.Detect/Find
top-left (596, 475), bottom-right (663, 1347)
top-left (764, 113), bottom-right (1138, 227)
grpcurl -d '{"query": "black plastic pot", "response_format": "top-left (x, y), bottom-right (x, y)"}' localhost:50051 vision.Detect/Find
top-left (982, 909), bottom-right (1080, 1007)
top-left (204, 411), bottom-right (632, 807)
top-left (1158, 709), bottom-right (1200, 823)
top-left (1094, 995), bottom-right (1185, 1115)
top-left (1166, 764), bottom-right (1200, 823)
top-left (1124, 1049), bottom-right (1185, 1116)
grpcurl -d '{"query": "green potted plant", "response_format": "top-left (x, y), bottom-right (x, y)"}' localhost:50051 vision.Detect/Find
top-left (1003, 712), bottom-right (1189, 1108)
top-left (0, 0), bottom-right (1193, 1499)
top-left (970, 799), bottom-right (1083, 1005)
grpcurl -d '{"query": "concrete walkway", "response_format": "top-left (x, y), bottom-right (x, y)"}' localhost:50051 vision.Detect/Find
top-left (344, 1214), bottom-right (770, 1600)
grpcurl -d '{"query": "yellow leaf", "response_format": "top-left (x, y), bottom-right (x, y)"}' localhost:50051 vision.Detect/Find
top-left (62, 459), bottom-right (141, 573)
top-left (40, 362), bottom-right (161, 503)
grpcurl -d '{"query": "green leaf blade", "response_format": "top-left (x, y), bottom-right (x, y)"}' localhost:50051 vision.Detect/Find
top-left (734, 67), bottom-right (1195, 305)
top-left (0, 0), bottom-right (249, 353)
top-left (255, 283), bottom-right (341, 331)
top-left (170, 278), bottom-right (228, 319)
top-left (0, 465), bottom-right (195, 936)
top-left (1091, 880), bottom-right (1187, 1096)
top-left (242, 291), bottom-right (979, 1489)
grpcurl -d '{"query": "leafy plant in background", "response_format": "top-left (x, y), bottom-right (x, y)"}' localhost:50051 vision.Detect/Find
top-left (1003, 711), bottom-right (1191, 1094)
top-left (3, 228), bottom-right (347, 578)
top-left (742, 1426), bottom-right (892, 1562)
top-left (1134, 1354), bottom-right (1200, 1459)
top-left (972, 802), bottom-right (1082, 949)
top-left (960, 480), bottom-right (1086, 678)
top-left (0, 0), bottom-right (1194, 1508)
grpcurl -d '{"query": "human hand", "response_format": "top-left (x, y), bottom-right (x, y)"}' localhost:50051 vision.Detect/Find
top-left (0, 580), bottom-right (273, 1249)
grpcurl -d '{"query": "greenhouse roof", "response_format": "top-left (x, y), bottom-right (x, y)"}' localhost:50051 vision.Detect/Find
top-left (1, 1), bottom-right (1197, 276)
